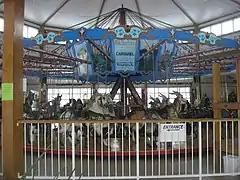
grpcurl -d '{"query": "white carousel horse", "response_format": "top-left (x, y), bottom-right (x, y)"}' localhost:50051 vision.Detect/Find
top-left (57, 92), bottom-right (116, 148)
top-left (56, 102), bottom-right (87, 146)
top-left (27, 93), bottom-right (40, 144)
top-left (86, 92), bottom-right (116, 147)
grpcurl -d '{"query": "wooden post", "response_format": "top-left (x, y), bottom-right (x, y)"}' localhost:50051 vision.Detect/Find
top-left (212, 63), bottom-right (221, 172)
top-left (2, 0), bottom-right (24, 179)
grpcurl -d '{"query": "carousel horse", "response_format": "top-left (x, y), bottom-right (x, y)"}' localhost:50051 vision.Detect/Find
top-left (26, 93), bottom-right (41, 144)
top-left (57, 105), bottom-right (80, 146)
top-left (50, 94), bottom-right (62, 119)
top-left (222, 91), bottom-right (238, 139)
top-left (23, 91), bottom-right (36, 144)
top-left (23, 91), bottom-right (35, 118)
top-left (27, 94), bottom-right (61, 144)
top-left (149, 96), bottom-right (161, 109)
top-left (86, 92), bottom-right (116, 145)
top-left (180, 93), bottom-right (213, 138)
top-left (57, 92), bottom-right (117, 149)
top-left (31, 94), bottom-right (40, 118)
top-left (126, 93), bottom-right (164, 146)
top-left (56, 97), bottom-right (91, 146)
top-left (153, 91), bottom-right (189, 147)
top-left (157, 91), bottom-right (188, 119)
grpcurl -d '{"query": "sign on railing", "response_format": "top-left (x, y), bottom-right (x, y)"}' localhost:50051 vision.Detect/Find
top-left (158, 123), bottom-right (186, 142)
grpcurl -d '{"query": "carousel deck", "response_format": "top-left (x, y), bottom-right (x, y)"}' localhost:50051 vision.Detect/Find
top-left (25, 136), bottom-right (213, 157)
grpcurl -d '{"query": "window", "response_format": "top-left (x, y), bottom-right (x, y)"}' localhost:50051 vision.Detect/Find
top-left (179, 40), bottom-right (188, 43)
top-left (48, 88), bottom-right (91, 106)
top-left (147, 87), bottom-right (190, 106)
top-left (222, 20), bottom-right (233, 35)
top-left (27, 27), bottom-right (38, 38)
top-left (0, 18), bottom-right (4, 32)
top-left (234, 17), bottom-right (240, 31)
top-left (201, 26), bottom-right (210, 33)
top-left (97, 88), bottom-right (121, 101)
top-left (211, 24), bottom-right (222, 36)
top-left (23, 25), bottom-right (28, 38)
top-left (56, 41), bottom-right (66, 45)
top-left (22, 25), bottom-right (39, 38)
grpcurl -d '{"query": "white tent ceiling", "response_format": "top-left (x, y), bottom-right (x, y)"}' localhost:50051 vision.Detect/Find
top-left (1, 0), bottom-right (240, 29)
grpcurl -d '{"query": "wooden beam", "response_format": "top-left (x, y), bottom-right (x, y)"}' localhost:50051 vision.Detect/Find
top-left (2, 0), bottom-right (24, 179)
top-left (212, 63), bottom-right (221, 173)
top-left (212, 102), bottom-right (240, 109)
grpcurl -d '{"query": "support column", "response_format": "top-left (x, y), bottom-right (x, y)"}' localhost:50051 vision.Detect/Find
top-left (192, 27), bottom-right (201, 105)
top-left (212, 63), bottom-right (221, 172)
top-left (39, 27), bottom-right (47, 103)
top-left (39, 77), bottom-right (48, 103)
top-left (91, 83), bottom-right (96, 95)
top-left (141, 82), bottom-right (148, 106)
top-left (120, 78), bottom-right (128, 116)
top-left (2, 0), bottom-right (24, 179)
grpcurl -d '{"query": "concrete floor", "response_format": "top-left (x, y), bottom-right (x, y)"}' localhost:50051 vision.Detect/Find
top-left (0, 151), bottom-right (239, 179)
top-left (18, 153), bottom-right (240, 179)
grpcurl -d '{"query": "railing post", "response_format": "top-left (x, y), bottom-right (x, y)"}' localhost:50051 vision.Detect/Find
top-left (198, 122), bottom-right (202, 180)
top-left (72, 123), bottom-right (76, 180)
top-left (136, 122), bottom-right (140, 179)
top-left (2, 0), bottom-right (25, 179)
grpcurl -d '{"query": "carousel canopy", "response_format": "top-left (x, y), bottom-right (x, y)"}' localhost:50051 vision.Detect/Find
top-left (0, 0), bottom-right (240, 30)
top-left (1, 0), bottom-right (240, 83)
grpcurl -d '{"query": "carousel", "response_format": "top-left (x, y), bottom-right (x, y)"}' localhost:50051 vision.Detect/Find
top-left (20, 6), bottom-right (239, 157)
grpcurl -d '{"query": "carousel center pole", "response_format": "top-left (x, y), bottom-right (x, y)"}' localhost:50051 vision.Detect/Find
top-left (110, 5), bottom-right (145, 115)
top-left (119, 5), bottom-right (128, 116)
top-left (2, 0), bottom-right (24, 179)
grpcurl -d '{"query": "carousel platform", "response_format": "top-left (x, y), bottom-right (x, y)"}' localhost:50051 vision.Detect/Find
top-left (23, 136), bottom-right (213, 157)
top-left (24, 146), bottom-right (211, 157)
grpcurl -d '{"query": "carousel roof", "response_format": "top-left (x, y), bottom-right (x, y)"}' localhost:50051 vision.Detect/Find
top-left (0, 0), bottom-right (240, 81)
top-left (1, 0), bottom-right (240, 29)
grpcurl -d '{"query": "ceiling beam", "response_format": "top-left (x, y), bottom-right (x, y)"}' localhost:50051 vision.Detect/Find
top-left (171, 0), bottom-right (197, 25)
top-left (229, 0), bottom-right (240, 6)
top-left (95, 0), bottom-right (107, 27)
top-left (41, 0), bottom-right (71, 27)
top-left (198, 10), bottom-right (240, 27)
top-left (134, 0), bottom-right (144, 27)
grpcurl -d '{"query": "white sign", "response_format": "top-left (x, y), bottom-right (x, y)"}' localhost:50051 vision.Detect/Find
top-left (114, 39), bottom-right (136, 71)
top-left (158, 123), bottom-right (186, 142)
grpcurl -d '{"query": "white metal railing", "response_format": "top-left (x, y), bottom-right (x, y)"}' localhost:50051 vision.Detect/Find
top-left (15, 119), bottom-right (240, 179)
